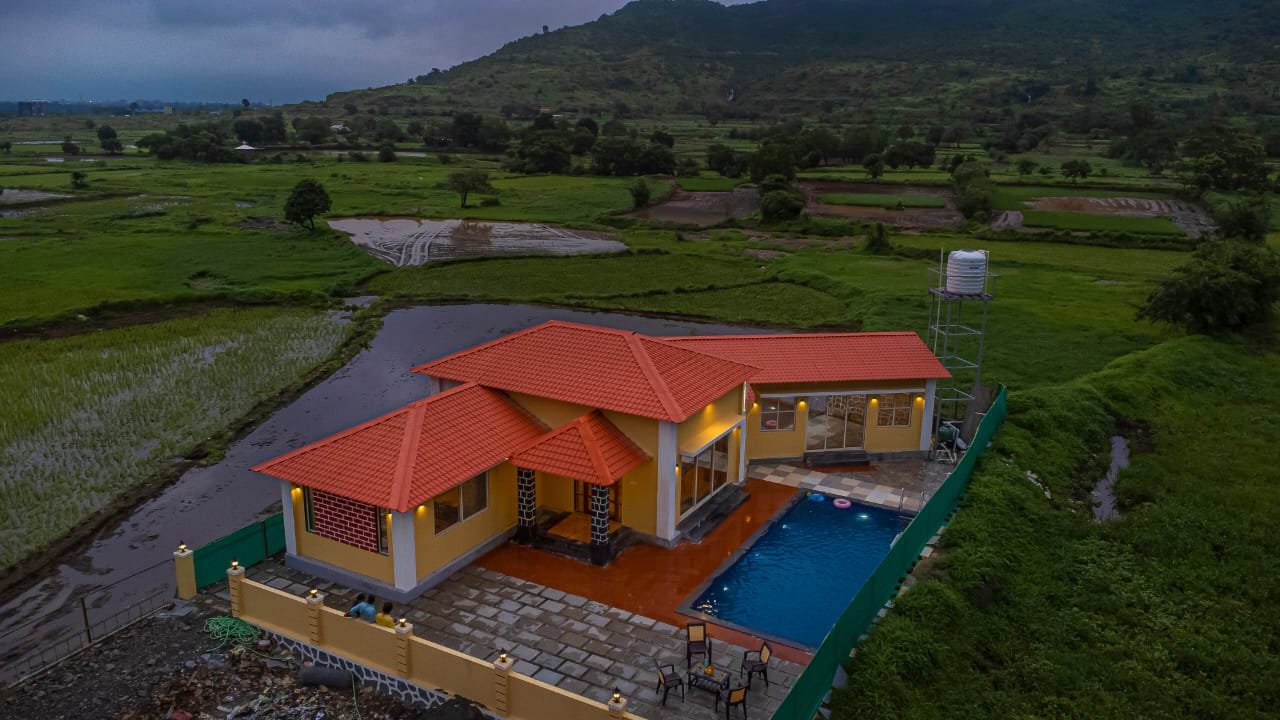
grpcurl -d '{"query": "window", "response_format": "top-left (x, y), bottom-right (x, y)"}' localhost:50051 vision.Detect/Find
top-left (679, 431), bottom-right (735, 517)
top-left (759, 397), bottom-right (796, 432)
top-left (435, 473), bottom-right (489, 534)
top-left (876, 393), bottom-right (913, 428)
top-left (377, 510), bottom-right (389, 554)
top-left (302, 487), bottom-right (315, 532)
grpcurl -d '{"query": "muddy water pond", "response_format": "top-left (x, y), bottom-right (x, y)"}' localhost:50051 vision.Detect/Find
top-left (329, 217), bottom-right (627, 267)
top-left (0, 188), bottom-right (71, 205)
top-left (0, 304), bottom-right (771, 680)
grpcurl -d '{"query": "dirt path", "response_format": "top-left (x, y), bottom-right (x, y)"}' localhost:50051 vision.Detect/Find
top-left (328, 218), bottom-right (626, 267)
top-left (630, 187), bottom-right (760, 227)
top-left (989, 210), bottom-right (1024, 230)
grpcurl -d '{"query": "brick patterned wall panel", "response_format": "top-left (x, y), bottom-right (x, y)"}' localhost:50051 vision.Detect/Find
top-left (310, 489), bottom-right (381, 553)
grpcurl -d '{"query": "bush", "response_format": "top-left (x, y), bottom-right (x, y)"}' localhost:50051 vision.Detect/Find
top-left (629, 179), bottom-right (651, 209)
top-left (1139, 240), bottom-right (1280, 334)
top-left (760, 189), bottom-right (804, 222)
top-left (437, 153), bottom-right (454, 165)
top-left (864, 223), bottom-right (893, 254)
top-left (347, 151), bottom-right (369, 162)
top-left (479, 197), bottom-right (502, 207)
top-left (377, 146), bottom-right (397, 162)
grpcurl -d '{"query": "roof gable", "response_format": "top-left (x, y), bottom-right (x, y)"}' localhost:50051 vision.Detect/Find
top-left (512, 411), bottom-right (649, 486)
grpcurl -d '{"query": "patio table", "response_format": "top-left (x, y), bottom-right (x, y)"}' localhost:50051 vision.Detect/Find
top-left (687, 664), bottom-right (732, 695)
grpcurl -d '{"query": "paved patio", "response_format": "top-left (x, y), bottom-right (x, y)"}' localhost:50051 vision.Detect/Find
top-left (249, 558), bottom-right (803, 719)
top-left (748, 459), bottom-right (949, 515)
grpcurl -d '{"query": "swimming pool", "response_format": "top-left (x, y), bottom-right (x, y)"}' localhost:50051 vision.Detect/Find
top-left (688, 495), bottom-right (906, 649)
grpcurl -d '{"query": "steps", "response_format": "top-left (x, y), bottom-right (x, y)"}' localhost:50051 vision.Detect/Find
top-left (677, 484), bottom-right (749, 543)
top-left (804, 449), bottom-right (870, 468)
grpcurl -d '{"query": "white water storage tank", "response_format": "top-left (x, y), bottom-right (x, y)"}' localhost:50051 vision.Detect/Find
top-left (946, 250), bottom-right (988, 295)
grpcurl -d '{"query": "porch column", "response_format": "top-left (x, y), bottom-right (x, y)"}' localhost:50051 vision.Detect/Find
top-left (279, 480), bottom-right (298, 556)
top-left (391, 511), bottom-right (416, 592)
top-left (655, 421), bottom-right (678, 542)
top-left (515, 468), bottom-right (537, 544)
top-left (589, 484), bottom-right (612, 566)
top-left (920, 380), bottom-right (937, 452)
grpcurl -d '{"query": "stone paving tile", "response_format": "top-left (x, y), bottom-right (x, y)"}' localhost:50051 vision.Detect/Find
top-left (251, 558), bottom-right (805, 720)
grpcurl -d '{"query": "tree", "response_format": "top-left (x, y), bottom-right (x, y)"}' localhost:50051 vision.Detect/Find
top-left (1139, 241), bottom-right (1280, 334)
top-left (896, 124), bottom-right (914, 140)
top-left (601, 118), bottom-right (628, 136)
top-left (447, 169), bottom-right (494, 208)
top-left (377, 145), bottom-right (397, 162)
top-left (952, 161), bottom-right (995, 220)
top-left (69, 171), bottom-right (89, 189)
top-left (676, 157), bottom-right (700, 177)
top-left (1060, 159), bottom-right (1092, 184)
top-left (862, 153), bottom-right (886, 179)
top-left (261, 111), bottom-right (288, 143)
top-left (1212, 195), bottom-right (1271, 243)
top-left (749, 140), bottom-right (797, 181)
top-left (233, 118), bottom-right (265, 145)
top-left (62, 137), bottom-right (80, 155)
top-left (284, 179), bottom-right (331, 230)
top-left (293, 117), bottom-right (330, 145)
top-left (0, 141), bottom-right (11, 153)
top-left (865, 223), bottom-right (893, 254)
top-left (514, 131), bottom-right (572, 173)
top-left (650, 130), bottom-right (674, 148)
top-left (576, 118), bottom-right (599, 137)
top-left (1016, 158), bottom-right (1038, 179)
top-left (760, 190), bottom-right (804, 222)
top-left (100, 137), bottom-right (124, 155)
top-left (450, 112), bottom-right (484, 147)
top-left (629, 179), bottom-right (651, 209)
top-left (96, 125), bottom-right (117, 143)
top-left (241, 98), bottom-right (251, 109)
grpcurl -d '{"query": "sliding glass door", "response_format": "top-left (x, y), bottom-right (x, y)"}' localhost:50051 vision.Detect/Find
top-left (805, 395), bottom-right (866, 451)
top-left (679, 433), bottom-right (733, 517)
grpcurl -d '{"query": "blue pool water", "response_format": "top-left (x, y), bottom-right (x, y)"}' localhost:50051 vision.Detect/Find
top-left (691, 496), bottom-right (906, 648)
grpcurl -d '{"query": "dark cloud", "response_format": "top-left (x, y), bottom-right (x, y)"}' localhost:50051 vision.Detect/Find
top-left (2, 0), bottom-right (752, 103)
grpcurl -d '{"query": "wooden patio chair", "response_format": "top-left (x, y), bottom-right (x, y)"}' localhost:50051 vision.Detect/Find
top-left (741, 641), bottom-right (772, 688)
top-left (653, 660), bottom-right (685, 705)
top-left (715, 684), bottom-right (748, 719)
top-left (685, 621), bottom-right (711, 669)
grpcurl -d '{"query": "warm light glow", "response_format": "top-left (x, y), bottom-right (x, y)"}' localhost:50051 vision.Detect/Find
top-left (612, 690), bottom-right (623, 703)
top-left (177, 542), bottom-right (187, 553)
top-left (869, 398), bottom-right (878, 404)
top-left (915, 395), bottom-right (924, 403)
top-left (798, 400), bottom-right (807, 406)
top-left (499, 651), bottom-right (509, 662)
top-left (397, 617), bottom-right (407, 627)
top-left (751, 402), bottom-right (759, 408)
top-left (291, 487), bottom-right (302, 498)
top-left (308, 588), bottom-right (319, 598)
top-left (230, 560), bottom-right (239, 569)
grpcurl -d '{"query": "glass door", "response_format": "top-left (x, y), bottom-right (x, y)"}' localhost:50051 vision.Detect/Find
top-left (806, 395), bottom-right (866, 450)
top-left (574, 481), bottom-right (620, 521)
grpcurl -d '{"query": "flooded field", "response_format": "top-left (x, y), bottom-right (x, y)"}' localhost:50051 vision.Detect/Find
top-left (329, 217), bottom-right (628, 266)
top-left (631, 187), bottom-right (760, 227)
top-left (0, 304), bottom-right (771, 682)
top-left (0, 188), bottom-right (71, 205)
top-left (801, 181), bottom-right (963, 230)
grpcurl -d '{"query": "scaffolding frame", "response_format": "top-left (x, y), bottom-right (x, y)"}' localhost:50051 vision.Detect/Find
top-left (927, 250), bottom-right (995, 436)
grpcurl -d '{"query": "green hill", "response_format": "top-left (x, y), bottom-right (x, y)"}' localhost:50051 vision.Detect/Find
top-left (321, 0), bottom-right (1280, 127)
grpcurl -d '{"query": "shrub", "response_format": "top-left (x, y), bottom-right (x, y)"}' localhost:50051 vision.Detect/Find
top-left (1139, 240), bottom-right (1280, 334)
top-left (629, 179), bottom-right (651, 209)
top-left (377, 145), bottom-right (397, 162)
top-left (864, 223), bottom-right (893, 254)
top-left (347, 151), bottom-right (369, 162)
top-left (761, 189), bottom-right (804, 222)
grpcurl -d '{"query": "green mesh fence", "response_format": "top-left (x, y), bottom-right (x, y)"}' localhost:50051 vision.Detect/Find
top-left (771, 386), bottom-right (1009, 720)
top-left (192, 512), bottom-right (287, 589)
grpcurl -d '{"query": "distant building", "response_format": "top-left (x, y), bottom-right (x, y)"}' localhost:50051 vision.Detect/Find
top-left (17, 101), bottom-right (45, 117)
top-left (163, 105), bottom-right (174, 115)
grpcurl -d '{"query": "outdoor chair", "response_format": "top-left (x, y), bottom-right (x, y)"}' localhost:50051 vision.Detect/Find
top-left (741, 641), bottom-right (772, 688)
top-left (654, 660), bottom-right (685, 705)
top-left (685, 622), bottom-right (711, 669)
top-left (715, 684), bottom-right (748, 719)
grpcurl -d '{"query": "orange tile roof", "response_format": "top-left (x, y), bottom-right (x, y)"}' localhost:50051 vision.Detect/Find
top-left (512, 411), bottom-right (650, 486)
top-left (661, 332), bottom-right (950, 385)
top-left (411, 321), bottom-right (758, 422)
top-left (251, 383), bottom-right (546, 512)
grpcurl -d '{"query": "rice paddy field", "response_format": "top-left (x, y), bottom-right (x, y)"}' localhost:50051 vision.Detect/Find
top-left (820, 193), bottom-right (946, 208)
top-left (1020, 210), bottom-right (1183, 235)
top-left (0, 307), bottom-right (350, 570)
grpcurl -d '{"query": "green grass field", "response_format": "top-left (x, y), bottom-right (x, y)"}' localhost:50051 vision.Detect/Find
top-left (0, 307), bottom-right (350, 570)
top-left (993, 185), bottom-right (1174, 211)
top-left (820, 192), bottom-right (946, 208)
top-left (1021, 210), bottom-right (1183, 235)
top-left (676, 174), bottom-right (745, 192)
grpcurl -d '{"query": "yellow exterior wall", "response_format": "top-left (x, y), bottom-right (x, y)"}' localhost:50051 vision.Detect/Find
top-left (291, 487), bottom-right (396, 585)
top-left (414, 463), bottom-right (518, 581)
top-left (676, 385), bottom-right (743, 454)
top-left (745, 397), bottom-right (808, 460)
top-left (744, 381), bottom-right (931, 459)
top-left (537, 472), bottom-right (575, 513)
top-left (864, 394), bottom-right (928, 452)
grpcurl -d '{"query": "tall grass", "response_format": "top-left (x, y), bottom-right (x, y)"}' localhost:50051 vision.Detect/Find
top-left (0, 307), bottom-right (349, 569)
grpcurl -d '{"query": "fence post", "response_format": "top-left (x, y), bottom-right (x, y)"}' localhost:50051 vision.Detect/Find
top-left (173, 543), bottom-right (197, 600)
top-left (394, 619), bottom-right (413, 677)
top-left (607, 689), bottom-right (628, 720)
top-left (492, 650), bottom-right (514, 714)
top-left (79, 597), bottom-right (93, 644)
top-left (227, 561), bottom-right (245, 617)
top-left (305, 589), bottom-right (324, 644)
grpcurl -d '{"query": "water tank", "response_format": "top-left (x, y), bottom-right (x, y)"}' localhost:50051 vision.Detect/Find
top-left (946, 250), bottom-right (988, 295)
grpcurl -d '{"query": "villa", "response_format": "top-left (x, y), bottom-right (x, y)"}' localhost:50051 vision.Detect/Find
top-left (252, 320), bottom-right (949, 600)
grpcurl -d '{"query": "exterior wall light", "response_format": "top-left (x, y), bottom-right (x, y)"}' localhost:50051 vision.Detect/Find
top-left (230, 560), bottom-right (240, 569)
top-left (177, 542), bottom-right (187, 553)
top-left (308, 588), bottom-right (319, 599)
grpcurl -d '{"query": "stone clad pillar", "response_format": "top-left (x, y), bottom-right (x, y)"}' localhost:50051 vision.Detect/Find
top-left (589, 484), bottom-right (611, 566)
top-left (515, 468), bottom-right (537, 543)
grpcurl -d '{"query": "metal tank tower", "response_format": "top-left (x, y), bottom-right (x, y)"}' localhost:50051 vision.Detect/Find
top-left (926, 249), bottom-right (994, 442)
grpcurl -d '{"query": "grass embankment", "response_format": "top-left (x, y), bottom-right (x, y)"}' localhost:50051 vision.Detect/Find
top-left (1020, 210), bottom-right (1184, 235)
top-left (820, 193), bottom-right (946, 209)
top-left (833, 337), bottom-right (1280, 718)
top-left (0, 307), bottom-right (350, 571)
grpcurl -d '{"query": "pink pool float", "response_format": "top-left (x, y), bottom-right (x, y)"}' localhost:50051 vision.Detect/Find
top-left (832, 498), bottom-right (853, 509)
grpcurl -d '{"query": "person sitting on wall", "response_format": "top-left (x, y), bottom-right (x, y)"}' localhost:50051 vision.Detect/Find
top-left (345, 594), bottom-right (376, 622)
top-left (375, 601), bottom-right (395, 628)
